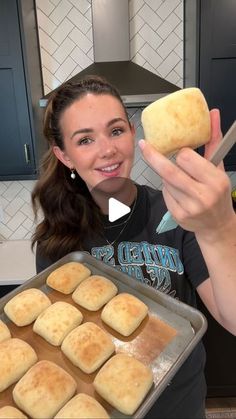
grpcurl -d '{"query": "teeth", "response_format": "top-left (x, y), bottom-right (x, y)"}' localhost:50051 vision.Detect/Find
top-left (101, 164), bottom-right (119, 172)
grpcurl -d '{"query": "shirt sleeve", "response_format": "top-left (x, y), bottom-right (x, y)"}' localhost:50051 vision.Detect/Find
top-left (182, 230), bottom-right (209, 289)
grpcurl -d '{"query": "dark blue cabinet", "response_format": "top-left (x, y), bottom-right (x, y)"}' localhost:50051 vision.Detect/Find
top-left (0, 0), bottom-right (43, 180)
top-left (199, 0), bottom-right (236, 170)
top-left (185, 0), bottom-right (236, 398)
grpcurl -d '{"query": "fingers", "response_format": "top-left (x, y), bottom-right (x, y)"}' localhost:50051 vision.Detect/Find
top-left (163, 175), bottom-right (213, 217)
top-left (211, 108), bottom-right (222, 141)
top-left (139, 142), bottom-right (206, 209)
top-left (139, 139), bottom-right (214, 190)
top-left (161, 185), bottom-right (198, 229)
top-left (175, 147), bottom-right (221, 185)
top-left (138, 108), bottom-right (231, 233)
top-left (138, 140), bottom-right (190, 189)
top-left (204, 108), bottom-right (223, 161)
top-left (138, 139), bottom-right (171, 177)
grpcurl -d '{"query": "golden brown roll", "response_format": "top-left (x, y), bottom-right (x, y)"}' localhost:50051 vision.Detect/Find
top-left (33, 301), bottom-right (83, 346)
top-left (0, 319), bottom-right (11, 343)
top-left (4, 288), bottom-right (51, 326)
top-left (101, 292), bottom-right (148, 336)
top-left (46, 262), bottom-right (91, 294)
top-left (72, 275), bottom-right (118, 311)
top-left (54, 393), bottom-right (110, 418)
top-left (141, 87), bottom-right (211, 156)
top-left (0, 338), bottom-right (38, 392)
top-left (0, 406), bottom-right (27, 419)
top-left (61, 322), bottom-right (115, 374)
top-left (13, 360), bottom-right (77, 419)
top-left (93, 353), bottom-right (153, 415)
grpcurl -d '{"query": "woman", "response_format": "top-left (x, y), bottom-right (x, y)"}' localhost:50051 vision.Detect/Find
top-left (32, 75), bottom-right (236, 419)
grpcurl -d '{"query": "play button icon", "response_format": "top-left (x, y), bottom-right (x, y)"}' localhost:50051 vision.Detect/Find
top-left (90, 176), bottom-right (150, 242)
top-left (108, 198), bottom-right (130, 222)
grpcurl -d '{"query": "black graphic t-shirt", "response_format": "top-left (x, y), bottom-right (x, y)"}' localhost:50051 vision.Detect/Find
top-left (36, 184), bottom-right (209, 418)
top-left (84, 184), bottom-right (209, 307)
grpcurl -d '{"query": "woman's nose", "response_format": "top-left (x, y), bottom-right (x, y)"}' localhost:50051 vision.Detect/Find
top-left (99, 137), bottom-right (117, 158)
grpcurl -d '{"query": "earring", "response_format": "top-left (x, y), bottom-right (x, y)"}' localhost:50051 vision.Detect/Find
top-left (70, 169), bottom-right (76, 179)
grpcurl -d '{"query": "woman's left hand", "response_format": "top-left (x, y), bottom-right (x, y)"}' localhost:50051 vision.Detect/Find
top-left (139, 109), bottom-right (234, 239)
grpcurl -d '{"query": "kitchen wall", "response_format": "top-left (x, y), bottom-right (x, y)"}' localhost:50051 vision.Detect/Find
top-left (0, 0), bottom-right (235, 241)
top-left (36, 0), bottom-right (184, 94)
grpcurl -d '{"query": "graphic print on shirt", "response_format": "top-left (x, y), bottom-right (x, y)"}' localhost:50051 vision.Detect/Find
top-left (90, 241), bottom-right (184, 296)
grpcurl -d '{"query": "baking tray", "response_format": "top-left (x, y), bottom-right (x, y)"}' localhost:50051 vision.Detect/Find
top-left (0, 251), bottom-right (207, 418)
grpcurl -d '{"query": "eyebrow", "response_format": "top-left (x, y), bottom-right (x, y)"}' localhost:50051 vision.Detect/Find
top-left (70, 128), bottom-right (92, 139)
top-left (107, 117), bottom-right (127, 127)
top-left (70, 117), bottom-right (127, 139)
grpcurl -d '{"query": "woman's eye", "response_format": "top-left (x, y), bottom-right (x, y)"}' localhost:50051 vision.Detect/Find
top-left (77, 137), bottom-right (93, 145)
top-left (112, 128), bottom-right (123, 136)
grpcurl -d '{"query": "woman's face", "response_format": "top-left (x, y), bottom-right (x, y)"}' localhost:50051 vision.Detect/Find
top-left (54, 93), bottom-right (135, 191)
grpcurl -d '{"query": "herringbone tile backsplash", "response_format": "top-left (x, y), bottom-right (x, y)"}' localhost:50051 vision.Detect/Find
top-left (36, 0), bottom-right (183, 94)
top-left (0, 181), bottom-right (36, 240)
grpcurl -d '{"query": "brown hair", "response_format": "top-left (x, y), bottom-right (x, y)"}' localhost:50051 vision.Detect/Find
top-left (32, 75), bottom-right (130, 259)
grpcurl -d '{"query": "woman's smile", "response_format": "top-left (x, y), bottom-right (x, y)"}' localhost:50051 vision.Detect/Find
top-left (95, 161), bottom-right (122, 177)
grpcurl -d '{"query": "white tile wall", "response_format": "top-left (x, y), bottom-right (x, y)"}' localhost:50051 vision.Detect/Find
top-left (130, 0), bottom-right (183, 87)
top-left (36, 0), bottom-right (184, 94)
top-left (0, 181), bottom-right (36, 240)
top-left (36, 0), bottom-right (93, 94)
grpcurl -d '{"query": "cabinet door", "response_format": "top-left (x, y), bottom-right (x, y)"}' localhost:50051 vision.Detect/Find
top-left (197, 296), bottom-right (236, 397)
top-left (199, 0), bottom-right (236, 170)
top-left (0, 0), bottom-right (36, 177)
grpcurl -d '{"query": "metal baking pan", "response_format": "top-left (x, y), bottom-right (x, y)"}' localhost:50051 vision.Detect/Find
top-left (0, 251), bottom-right (207, 418)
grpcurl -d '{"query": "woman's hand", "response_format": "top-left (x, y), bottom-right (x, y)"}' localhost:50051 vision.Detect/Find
top-left (139, 109), bottom-right (234, 240)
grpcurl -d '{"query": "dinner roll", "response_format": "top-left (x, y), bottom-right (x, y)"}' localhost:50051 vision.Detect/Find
top-left (33, 301), bottom-right (83, 346)
top-left (46, 262), bottom-right (91, 294)
top-left (101, 292), bottom-right (148, 336)
top-left (4, 288), bottom-right (51, 326)
top-left (93, 353), bottom-right (153, 415)
top-left (72, 275), bottom-right (118, 311)
top-left (0, 319), bottom-right (11, 342)
top-left (0, 406), bottom-right (27, 419)
top-left (13, 360), bottom-right (77, 419)
top-left (0, 338), bottom-right (38, 392)
top-left (141, 87), bottom-right (211, 156)
top-left (61, 322), bottom-right (115, 374)
top-left (54, 393), bottom-right (110, 418)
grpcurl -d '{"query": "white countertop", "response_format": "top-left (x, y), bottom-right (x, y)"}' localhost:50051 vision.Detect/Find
top-left (0, 240), bottom-right (36, 285)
